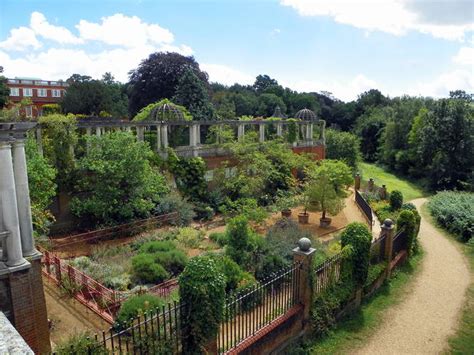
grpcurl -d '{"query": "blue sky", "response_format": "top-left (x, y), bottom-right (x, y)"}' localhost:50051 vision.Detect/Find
top-left (1, 0), bottom-right (473, 101)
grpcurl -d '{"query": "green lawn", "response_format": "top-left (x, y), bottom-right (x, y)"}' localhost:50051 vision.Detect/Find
top-left (359, 162), bottom-right (426, 202)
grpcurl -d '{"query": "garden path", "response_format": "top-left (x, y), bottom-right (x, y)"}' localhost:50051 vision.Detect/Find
top-left (354, 198), bottom-right (470, 354)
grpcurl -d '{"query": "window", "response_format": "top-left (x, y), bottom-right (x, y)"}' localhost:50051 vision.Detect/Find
top-left (25, 106), bottom-right (33, 118)
top-left (23, 88), bottom-right (33, 97)
top-left (10, 87), bottom-right (19, 96)
top-left (37, 88), bottom-right (47, 97)
top-left (52, 89), bottom-right (61, 97)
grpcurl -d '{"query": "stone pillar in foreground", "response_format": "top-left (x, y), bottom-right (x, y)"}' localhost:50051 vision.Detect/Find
top-left (0, 141), bottom-right (27, 267)
top-left (12, 139), bottom-right (37, 257)
top-left (293, 237), bottom-right (316, 330)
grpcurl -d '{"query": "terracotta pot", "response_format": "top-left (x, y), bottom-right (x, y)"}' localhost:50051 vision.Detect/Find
top-left (281, 209), bottom-right (292, 218)
top-left (298, 212), bottom-right (309, 224)
top-left (319, 217), bottom-right (332, 228)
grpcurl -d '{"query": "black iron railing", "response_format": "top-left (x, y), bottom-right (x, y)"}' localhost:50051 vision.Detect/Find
top-left (60, 302), bottom-right (186, 355)
top-left (314, 252), bottom-right (344, 295)
top-left (392, 229), bottom-right (406, 259)
top-left (370, 234), bottom-right (387, 264)
top-left (355, 189), bottom-right (373, 228)
top-left (217, 263), bottom-right (301, 353)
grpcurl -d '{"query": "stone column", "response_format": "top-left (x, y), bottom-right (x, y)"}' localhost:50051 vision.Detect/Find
top-left (161, 124), bottom-right (169, 148)
top-left (35, 128), bottom-right (43, 156)
top-left (95, 126), bottom-right (101, 137)
top-left (276, 123), bottom-right (283, 137)
top-left (137, 126), bottom-right (145, 142)
top-left (156, 125), bottom-right (162, 151)
top-left (308, 123), bottom-right (314, 141)
top-left (189, 124), bottom-right (197, 147)
top-left (382, 219), bottom-right (395, 277)
top-left (85, 127), bottom-right (92, 153)
top-left (293, 237), bottom-right (316, 329)
top-left (259, 123), bottom-right (265, 142)
top-left (319, 120), bottom-right (326, 144)
top-left (355, 173), bottom-right (361, 191)
top-left (0, 141), bottom-right (27, 267)
top-left (237, 123), bottom-right (245, 142)
top-left (195, 124), bottom-right (201, 145)
top-left (12, 140), bottom-right (37, 257)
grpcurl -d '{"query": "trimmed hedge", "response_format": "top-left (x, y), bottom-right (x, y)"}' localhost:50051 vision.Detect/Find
top-left (115, 294), bottom-right (165, 329)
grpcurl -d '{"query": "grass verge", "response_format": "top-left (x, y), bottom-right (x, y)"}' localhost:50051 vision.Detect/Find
top-left (421, 204), bottom-right (474, 354)
top-left (291, 250), bottom-right (424, 354)
top-left (359, 162), bottom-right (425, 201)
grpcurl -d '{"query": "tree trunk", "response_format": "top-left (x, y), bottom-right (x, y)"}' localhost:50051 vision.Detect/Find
top-left (322, 210), bottom-right (326, 219)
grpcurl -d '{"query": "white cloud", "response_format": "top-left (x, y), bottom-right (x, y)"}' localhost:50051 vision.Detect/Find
top-left (281, 0), bottom-right (474, 41)
top-left (0, 27), bottom-right (41, 51)
top-left (201, 63), bottom-right (255, 86)
top-left (283, 74), bottom-right (378, 101)
top-left (453, 46), bottom-right (474, 66)
top-left (30, 11), bottom-right (82, 44)
top-left (410, 69), bottom-right (474, 97)
top-left (76, 14), bottom-right (173, 48)
top-left (271, 28), bottom-right (281, 36)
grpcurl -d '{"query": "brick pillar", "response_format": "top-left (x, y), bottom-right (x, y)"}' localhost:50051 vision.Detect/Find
top-left (355, 173), bottom-right (361, 190)
top-left (380, 185), bottom-right (387, 200)
top-left (293, 238), bottom-right (316, 330)
top-left (382, 219), bottom-right (395, 277)
top-left (368, 178), bottom-right (375, 192)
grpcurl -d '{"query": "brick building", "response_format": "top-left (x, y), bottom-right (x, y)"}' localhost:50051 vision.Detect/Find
top-left (6, 78), bottom-right (68, 118)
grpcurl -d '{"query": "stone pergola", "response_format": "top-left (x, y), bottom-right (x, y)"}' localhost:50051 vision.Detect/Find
top-left (35, 118), bottom-right (326, 159)
top-left (0, 122), bottom-right (39, 270)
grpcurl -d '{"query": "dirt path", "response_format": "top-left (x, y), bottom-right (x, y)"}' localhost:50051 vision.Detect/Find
top-left (354, 198), bottom-right (470, 354)
top-left (44, 277), bottom-right (109, 348)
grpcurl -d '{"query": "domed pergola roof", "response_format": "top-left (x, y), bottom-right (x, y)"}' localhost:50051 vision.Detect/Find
top-left (150, 102), bottom-right (185, 121)
top-left (294, 108), bottom-right (317, 121)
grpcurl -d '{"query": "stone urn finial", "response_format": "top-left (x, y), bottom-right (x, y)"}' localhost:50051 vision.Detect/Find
top-left (298, 237), bottom-right (312, 252)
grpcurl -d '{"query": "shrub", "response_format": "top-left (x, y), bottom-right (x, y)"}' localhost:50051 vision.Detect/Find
top-left (209, 254), bottom-right (245, 292)
top-left (139, 240), bottom-right (175, 254)
top-left (255, 254), bottom-right (287, 280)
top-left (115, 294), bottom-right (165, 329)
top-left (154, 250), bottom-right (188, 275)
top-left (389, 190), bottom-right (403, 210)
top-left (179, 256), bottom-right (226, 353)
top-left (225, 216), bottom-right (254, 267)
top-left (193, 202), bottom-right (215, 221)
top-left (209, 232), bottom-right (228, 247)
top-left (131, 254), bottom-right (169, 284)
top-left (176, 227), bottom-right (204, 248)
top-left (220, 197), bottom-right (268, 224)
top-left (55, 331), bottom-right (107, 355)
top-left (154, 192), bottom-right (196, 226)
top-left (340, 222), bottom-right (372, 286)
top-left (428, 191), bottom-right (474, 242)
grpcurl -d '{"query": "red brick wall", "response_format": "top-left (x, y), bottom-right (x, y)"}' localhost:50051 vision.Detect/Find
top-left (9, 260), bottom-right (51, 354)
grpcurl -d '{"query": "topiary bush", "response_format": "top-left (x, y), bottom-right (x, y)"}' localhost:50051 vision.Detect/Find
top-left (225, 215), bottom-right (255, 267)
top-left (115, 294), bottom-right (165, 329)
top-left (179, 255), bottom-right (226, 353)
top-left (389, 190), bottom-right (403, 210)
top-left (131, 254), bottom-right (169, 284)
top-left (340, 222), bottom-right (372, 286)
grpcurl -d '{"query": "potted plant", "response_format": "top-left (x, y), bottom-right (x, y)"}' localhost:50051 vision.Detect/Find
top-left (275, 194), bottom-right (295, 218)
top-left (306, 176), bottom-right (345, 227)
top-left (297, 194), bottom-right (310, 224)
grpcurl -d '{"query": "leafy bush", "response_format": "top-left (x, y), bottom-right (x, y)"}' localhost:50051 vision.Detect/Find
top-left (428, 191), bottom-right (474, 242)
top-left (397, 210), bottom-right (417, 255)
top-left (179, 255), bottom-right (226, 353)
top-left (225, 216), bottom-right (255, 267)
top-left (131, 254), bottom-right (169, 284)
top-left (55, 331), bottom-right (107, 355)
top-left (176, 227), bottom-right (204, 248)
top-left (340, 222), bottom-right (372, 286)
top-left (154, 192), bottom-right (196, 226)
top-left (389, 190), bottom-right (403, 210)
top-left (208, 254), bottom-right (245, 292)
top-left (220, 197), bottom-right (268, 223)
top-left (371, 200), bottom-right (400, 224)
top-left (154, 250), bottom-right (188, 275)
top-left (193, 202), bottom-right (215, 221)
top-left (209, 232), bottom-right (228, 247)
top-left (115, 294), bottom-right (165, 329)
top-left (139, 240), bottom-right (175, 254)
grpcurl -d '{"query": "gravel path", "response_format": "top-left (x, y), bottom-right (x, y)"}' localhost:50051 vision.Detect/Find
top-left (354, 198), bottom-right (470, 354)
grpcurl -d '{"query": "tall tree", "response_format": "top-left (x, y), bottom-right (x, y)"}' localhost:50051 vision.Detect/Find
top-left (127, 52), bottom-right (209, 116)
top-left (253, 74), bottom-right (279, 94)
top-left (0, 66), bottom-right (10, 108)
top-left (173, 68), bottom-right (215, 120)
